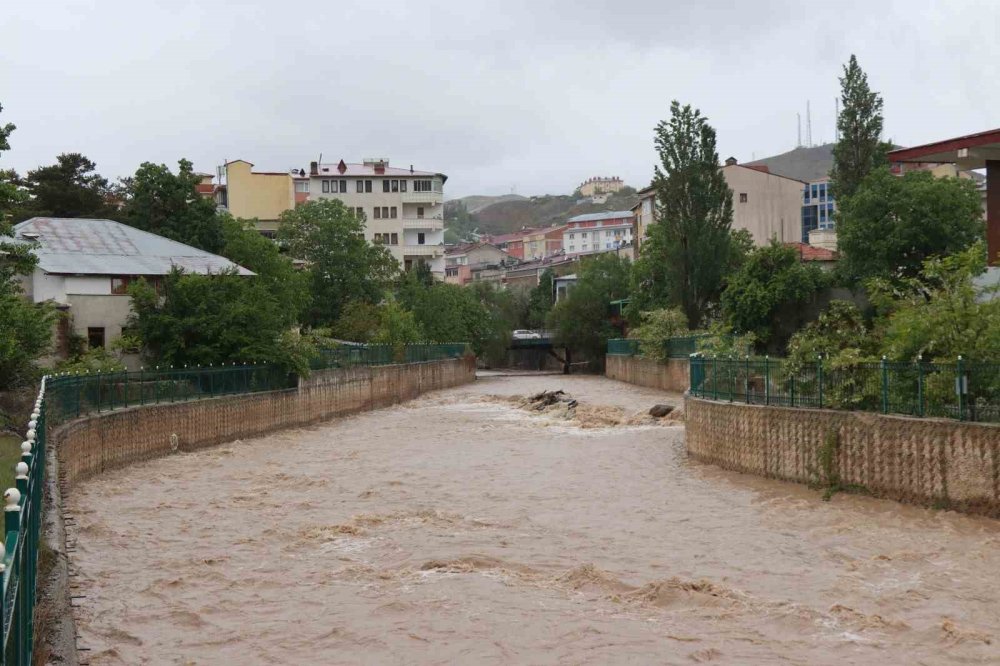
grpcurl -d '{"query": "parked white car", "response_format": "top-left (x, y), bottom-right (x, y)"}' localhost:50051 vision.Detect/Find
top-left (512, 330), bottom-right (543, 340)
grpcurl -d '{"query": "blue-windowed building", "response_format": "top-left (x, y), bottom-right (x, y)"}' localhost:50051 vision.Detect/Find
top-left (801, 178), bottom-right (836, 243)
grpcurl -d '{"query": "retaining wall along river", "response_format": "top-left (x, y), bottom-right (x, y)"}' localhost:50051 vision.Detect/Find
top-left (604, 354), bottom-right (689, 393)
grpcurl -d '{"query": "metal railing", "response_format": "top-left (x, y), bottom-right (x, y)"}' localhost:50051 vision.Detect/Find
top-left (607, 335), bottom-right (715, 359)
top-left (44, 364), bottom-right (296, 425)
top-left (689, 355), bottom-right (1000, 423)
top-left (310, 343), bottom-right (467, 370)
top-left (2, 378), bottom-right (46, 665)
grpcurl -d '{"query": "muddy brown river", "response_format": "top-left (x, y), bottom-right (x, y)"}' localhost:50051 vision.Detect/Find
top-left (69, 374), bottom-right (999, 664)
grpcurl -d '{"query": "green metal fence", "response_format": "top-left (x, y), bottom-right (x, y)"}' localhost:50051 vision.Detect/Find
top-left (310, 343), bottom-right (468, 370)
top-left (3, 378), bottom-right (47, 665)
top-left (44, 364), bottom-right (297, 425)
top-left (689, 355), bottom-right (1000, 423)
top-left (607, 335), bottom-right (715, 359)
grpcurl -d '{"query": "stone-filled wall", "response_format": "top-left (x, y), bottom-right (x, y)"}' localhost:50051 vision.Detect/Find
top-left (53, 358), bottom-right (476, 487)
top-left (605, 355), bottom-right (689, 393)
top-left (686, 396), bottom-right (1000, 517)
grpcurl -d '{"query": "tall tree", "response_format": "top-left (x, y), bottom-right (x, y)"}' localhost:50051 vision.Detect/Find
top-left (548, 253), bottom-right (630, 365)
top-left (277, 199), bottom-right (398, 326)
top-left (830, 55), bottom-right (889, 200)
top-left (0, 102), bottom-right (24, 219)
top-left (526, 268), bottom-right (554, 328)
top-left (15, 153), bottom-right (112, 221)
top-left (631, 101), bottom-right (734, 328)
top-left (836, 168), bottom-right (983, 284)
top-left (121, 159), bottom-right (225, 253)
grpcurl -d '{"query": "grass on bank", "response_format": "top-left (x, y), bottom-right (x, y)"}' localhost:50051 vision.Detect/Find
top-left (0, 433), bottom-right (22, 492)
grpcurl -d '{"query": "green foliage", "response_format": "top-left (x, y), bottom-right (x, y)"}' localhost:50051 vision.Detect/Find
top-left (332, 301), bottom-right (383, 343)
top-left (220, 215), bottom-right (310, 323)
top-left (721, 241), bottom-right (828, 344)
top-left (14, 153), bottom-right (113, 221)
top-left (836, 168), bottom-right (984, 284)
top-left (127, 270), bottom-right (311, 374)
top-left (631, 101), bottom-right (733, 328)
top-left (627, 308), bottom-right (688, 361)
top-left (830, 55), bottom-right (889, 200)
top-left (870, 242), bottom-right (999, 363)
top-left (548, 253), bottom-right (630, 364)
top-left (526, 269), bottom-right (554, 328)
top-left (120, 159), bottom-right (225, 253)
top-left (278, 199), bottom-right (398, 326)
top-left (0, 102), bottom-right (23, 219)
top-left (370, 299), bottom-right (424, 347)
top-left (53, 347), bottom-right (126, 374)
top-left (786, 300), bottom-right (877, 371)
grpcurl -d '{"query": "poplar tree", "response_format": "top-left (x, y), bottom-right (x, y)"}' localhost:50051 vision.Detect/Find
top-left (632, 101), bottom-right (733, 328)
top-left (830, 55), bottom-right (888, 200)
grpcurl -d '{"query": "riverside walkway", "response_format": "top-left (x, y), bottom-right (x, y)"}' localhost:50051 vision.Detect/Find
top-left (69, 374), bottom-right (998, 664)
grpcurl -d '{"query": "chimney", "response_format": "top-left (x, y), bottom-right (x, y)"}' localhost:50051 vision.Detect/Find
top-left (337, 159), bottom-right (347, 174)
top-left (410, 164), bottom-right (414, 173)
top-left (724, 157), bottom-right (738, 167)
top-left (309, 161), bottom-right (318, 176)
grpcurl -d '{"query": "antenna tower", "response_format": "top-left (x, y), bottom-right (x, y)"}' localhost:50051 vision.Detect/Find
top-left (806, 100), bottom-right (813, 147)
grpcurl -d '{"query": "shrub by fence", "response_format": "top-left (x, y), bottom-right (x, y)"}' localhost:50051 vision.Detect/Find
top-left (608, 336), bottom-right (715, 360)
top-left (690, 355), bottom-right (1000, 423)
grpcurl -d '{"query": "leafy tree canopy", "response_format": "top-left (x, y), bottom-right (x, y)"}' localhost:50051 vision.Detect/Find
top-left (627, 308), bottom-right (688, 361)
top-left (120, 159), bottom-right (225, 253)
top-left (631, 101), bottom-right (733, 328)
top-left (15, 153), bottom-right (113, 221)
top-left (548, 253), bottom-right (630, 365)
top-left (721, 241), bottom-right (829, 345)
top-left (525, 269), bottom-right (554, 329)
top-left (830, 54), bottom-right (890, 200)
top-left (836, 168), bottom-right (983, 285)
top-left (278, 199), bottom-right (398, 326)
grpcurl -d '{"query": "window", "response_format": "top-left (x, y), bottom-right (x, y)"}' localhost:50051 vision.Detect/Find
top-left (414, 179), bottom-right (432, 192)
top-left (373, 233), bottom-right (384, 244)
top-left (87, 327), bottom-right (105, 349)
top-left (582, 244), bottom-right (589, 251)
top-left (111, 276), bottom-right (132, 295)
top-left (322, 180), bottom-right (330, 193)
top-left (568, 245), bottom-right (575, 252)
top-left (365, 180), bottom-right (372, 193)
top-left (390, 233), bottom-right (398, 245)
top-left (417, 232), bottom-right (426, 245)
top-left (569, 233), bottom-right (574, 240)
top-left (417, 206), bottom-right (424, 219)
top-left (581, 232), bottom-right (588, 239)
top-left (390, 206), bottom-right (397, 219)
top-left (383, 180), bottom-right (390, 193)
top-left (340, 179), bottom-right (346, 193)
top-left (606, 243), bottom-right (611, 249)
top-left (739, 193), bottom-right (748, 203)
top-left (355, 207), bottom-right (365, 220)
top-left (400, 180), bottom-right (407, 192)
top-left (356, 180), bottom-right (364, 193)
top-left (391, 180), bottom-right (399, 193)
top-left (606, 230), bottom-right (612, 237)
top-left (295, 181), bottom-right (309, 193)
top-left (374, 207), bottom-right (382, 219)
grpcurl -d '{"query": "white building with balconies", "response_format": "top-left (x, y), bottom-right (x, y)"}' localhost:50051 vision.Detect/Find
top-left (307, 158), bottom-right (446, 275)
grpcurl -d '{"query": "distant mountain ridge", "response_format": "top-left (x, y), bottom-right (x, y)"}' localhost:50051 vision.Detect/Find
top-left (745, 143), bottom-right (835, 182)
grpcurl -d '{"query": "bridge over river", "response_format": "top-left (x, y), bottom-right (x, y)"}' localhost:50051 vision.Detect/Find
top-left (69, 374), bottom-right (998, 664)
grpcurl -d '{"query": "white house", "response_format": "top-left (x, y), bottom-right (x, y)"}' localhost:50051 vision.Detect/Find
top-left (13, 217), bottom-right (252, 354)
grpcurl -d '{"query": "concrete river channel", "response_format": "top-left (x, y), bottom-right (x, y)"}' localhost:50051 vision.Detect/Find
top-left (68, 374), bottom-right (999, 664)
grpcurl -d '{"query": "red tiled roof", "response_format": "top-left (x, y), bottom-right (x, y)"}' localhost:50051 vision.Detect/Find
top-left (784, 242), bottom-right (837, 261)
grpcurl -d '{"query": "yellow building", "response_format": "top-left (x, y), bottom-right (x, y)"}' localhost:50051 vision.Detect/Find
top-left (216, 160), bottom-right (297, 236)
top-left (579, 176), bottom-right (624, 198)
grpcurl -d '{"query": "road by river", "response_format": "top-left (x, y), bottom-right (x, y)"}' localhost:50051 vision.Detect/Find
top-left (69, 374), bottom-right (999, 664)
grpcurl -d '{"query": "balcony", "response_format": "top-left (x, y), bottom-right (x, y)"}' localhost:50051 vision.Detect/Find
top-left (401, 191), bottom-right (443, 205)
top-left (403, 244), bottom-right (443, 257)
top-left (401, 218), bottom-right (444, 230)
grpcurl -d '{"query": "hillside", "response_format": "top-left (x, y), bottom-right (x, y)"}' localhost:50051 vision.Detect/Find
top-left (745, 143), bottom-right (834, 182)
top-left (446, 188), bottom-right (639, 238)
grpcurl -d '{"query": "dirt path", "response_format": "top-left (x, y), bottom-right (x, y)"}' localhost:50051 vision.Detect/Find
top-left (68, 374), bottom-right (1000, 664)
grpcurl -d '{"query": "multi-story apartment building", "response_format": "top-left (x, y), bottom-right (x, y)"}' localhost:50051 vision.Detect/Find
top-left (522, 225), bottom-right (567, 260)
top-left (722, 158), bottom-right (805, 245)
top-left (563, 211), bottom-right (634, 257)
top-left (800, 177), bottom-right (837, 249)
top-left (579, 176), bottom-right (624, 198)
top-left (308, 158), bottom-right (446, 275)
top-left (214, 160), bottom-right (297, 237)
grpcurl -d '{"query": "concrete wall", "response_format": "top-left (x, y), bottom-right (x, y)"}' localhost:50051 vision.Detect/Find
top-left (605, 355), bottom-right (689, 393)
top-left (722, 165), bottom-right (804, 245)
top-left (226, 160), bottom-right (294, 222)
top-left (685, 396), bottom-right (1000, 517)
top-left (52, 358), bottom-right (475, 488)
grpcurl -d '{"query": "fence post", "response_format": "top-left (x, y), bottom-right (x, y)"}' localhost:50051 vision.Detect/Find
top-left (764, 356), bottom-right (770, 406)
top-left (96, 371), bottom-right (102, 413)
top-left (745, 355), bottom-right (750, 404)
top-left (880, 356), bottom-right (889, 414)
top-left (712, 356), bottom-right (718, 400)
top-left (916, 356), bottom-right (924, 417)
top-left (729, 356), bottom-right (735, 402)
top-left (817, 355), bottom-right (824, 409)
top-left (957, 355), bottom-right (965, 421)
top-left (139, 367), bottom-right (144, 406)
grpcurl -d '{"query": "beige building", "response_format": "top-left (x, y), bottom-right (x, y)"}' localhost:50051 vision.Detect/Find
top-left (722, 158), bottom-right (805, 245)
top-left (308, 158), bottom-right (446, 276)
top-left (214, 160), bottom-right (298, 236)
top-left (578, 176), bottom-right (624, 198)
top-left (631, 185), bottom-right (656, 254)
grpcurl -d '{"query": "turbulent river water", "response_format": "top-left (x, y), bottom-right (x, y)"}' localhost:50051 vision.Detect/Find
top-left (69, 374), bottom-right (999, 664)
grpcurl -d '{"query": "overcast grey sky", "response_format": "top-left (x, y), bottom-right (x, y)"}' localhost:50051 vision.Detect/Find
top-left (2, 1), bottom-right (998, 198)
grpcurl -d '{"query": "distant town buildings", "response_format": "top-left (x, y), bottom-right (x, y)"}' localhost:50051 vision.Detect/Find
top-left (444, 243), bottom-right (509, 285)
top-left (578, 176), bottom-right (624, 198)
top-left (563, 211), bottom-right (634, 258)
top-left (12, 217), bottom-right (252, 360)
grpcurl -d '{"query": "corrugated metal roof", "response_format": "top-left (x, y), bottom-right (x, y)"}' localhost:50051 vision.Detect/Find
top-left (12, 218), bottom-right (254, 276)
top-left (567, 211), bottom-right (635, 223)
